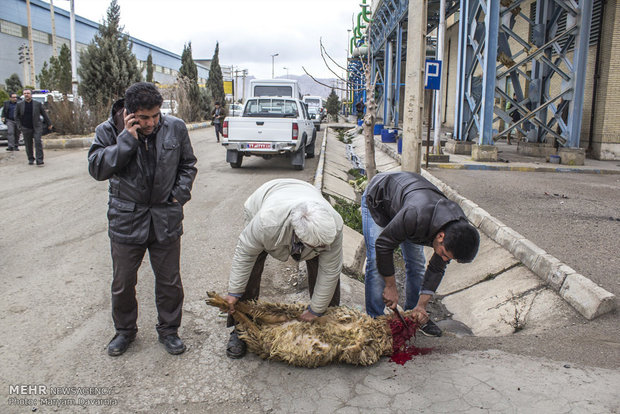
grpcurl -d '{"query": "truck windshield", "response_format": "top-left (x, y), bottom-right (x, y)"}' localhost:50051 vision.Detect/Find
top-left (244, 99), bottom-right (299, 118)
top-left (305, 98), bottom-right (320, 105)
top-left (254, 85), bottom-right (293, 97)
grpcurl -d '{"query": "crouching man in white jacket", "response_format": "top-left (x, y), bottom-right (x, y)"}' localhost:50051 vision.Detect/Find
top-left (224, 178), bottom-right (344, 359)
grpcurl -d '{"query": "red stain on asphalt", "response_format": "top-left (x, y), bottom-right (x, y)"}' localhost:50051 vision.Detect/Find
top-left (389, 315), bottom-right (432, 365)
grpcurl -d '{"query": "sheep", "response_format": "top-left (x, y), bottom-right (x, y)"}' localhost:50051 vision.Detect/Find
top-left (206, 292), bottom-right (429, 367)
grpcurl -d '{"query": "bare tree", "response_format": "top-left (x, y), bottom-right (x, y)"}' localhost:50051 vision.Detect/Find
top-left (303, 38), bottom-right (378, 180)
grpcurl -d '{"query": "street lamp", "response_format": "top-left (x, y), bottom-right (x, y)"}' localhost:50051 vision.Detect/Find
top-left (271, 53), bottom-right (279, 79)
top-left (283, 66), bottom-right (289, 79)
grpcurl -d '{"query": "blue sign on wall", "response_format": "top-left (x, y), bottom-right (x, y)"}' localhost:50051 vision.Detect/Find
top-left (425, 59), bottom-right (442, 90)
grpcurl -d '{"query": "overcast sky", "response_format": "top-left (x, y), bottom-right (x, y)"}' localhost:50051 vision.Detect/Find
top-left (44, 0), bottom-right (363, 80)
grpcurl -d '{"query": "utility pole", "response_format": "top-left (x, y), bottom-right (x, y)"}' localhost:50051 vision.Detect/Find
top-left (401, 0), bottom-right (427, 172)
top-left (26, 0), bottom-right (36, 88)
top-left (271, 53), bottom-right (278, 78)
top-left (241, 69), bottom-right (247, 103)
top-left (50, 0), bottom-right (58, 57)
top-left (234, 69), bottom-right (239, 103)
top-left (432, 0), bottom-right (446, 154)
top-left (70, 0), bottom-right (78, 97)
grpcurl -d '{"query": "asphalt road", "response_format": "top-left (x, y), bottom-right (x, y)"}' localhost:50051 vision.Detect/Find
top-left (0, 127), bottom-right (618, 413)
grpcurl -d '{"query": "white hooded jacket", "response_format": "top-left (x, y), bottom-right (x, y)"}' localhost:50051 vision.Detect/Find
top-left (228, 179), bottom-right (344, 314)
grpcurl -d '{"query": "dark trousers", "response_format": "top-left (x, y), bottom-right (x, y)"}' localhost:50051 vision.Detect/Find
top-left (214, 122), bottom-right (223, 141)
top-left (22, 127), bottom-right (43, 163)
top-left (227, 252), bottom-right (341, 327)
top-left (6, 119), bottom-right (19, 149)
top-left (110, 231), bottom-right (184, 337)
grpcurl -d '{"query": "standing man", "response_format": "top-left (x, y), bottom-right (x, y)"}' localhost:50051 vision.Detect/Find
top-left (2, 93), bottom-right (20, 151)
top-left (212, 102), bottom-right (226, 142)
top-left (16, 89), bottom-right (52, 165)
top-left (362, 171), bottom-right (480, 336)
top-left (224, 178), bottom-right (343, 359)
top-left (88, 82), bottom-right (197, 356)
top-left (355, 100), bottom-right (365, 121)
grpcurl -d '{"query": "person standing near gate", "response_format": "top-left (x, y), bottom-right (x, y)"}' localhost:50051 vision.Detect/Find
top-left (16, 89), bottom-right (52, 165)
top-left (2, 93), bottom-right (20, 151)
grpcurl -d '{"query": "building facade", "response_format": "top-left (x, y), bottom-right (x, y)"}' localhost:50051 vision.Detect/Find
top-left (0, 0), bottom-right (209, 89)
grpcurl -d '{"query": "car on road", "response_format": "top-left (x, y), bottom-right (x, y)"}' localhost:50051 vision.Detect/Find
top-left (227, 103), bottom-right (243, 117)
top-left (307, 106), bottom-right (322, 131)
top-left (0, 119), bottom-right (8, 143)
top-left (221, 97), bottom-right (316, 170)
top-left (160, 100), bottom-right (178, 116)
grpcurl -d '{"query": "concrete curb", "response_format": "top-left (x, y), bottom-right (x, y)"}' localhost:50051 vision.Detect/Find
top-left (375, 138), bottom-right (617, 320)
top-left (428, 162), bottom-right (620, 175)
top-left (313, 127), bottom-right (329, 190)
top-left (41, 121), bottom-right (211, 150)
top-left (375, 137), bottom-right (620, 175)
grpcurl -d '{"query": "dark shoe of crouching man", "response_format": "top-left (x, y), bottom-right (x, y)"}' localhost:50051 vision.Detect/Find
top-left (88, 82), bottom-right (197, 356)
top-left (362, 171), bottom-right (480, 336)
top-left (224, 179), bottom-right (344, 359)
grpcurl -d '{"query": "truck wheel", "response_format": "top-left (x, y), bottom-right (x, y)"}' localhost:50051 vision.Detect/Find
top-left (306, 132), bottom-right (316, 159)
top-left (230, 156), bottom-right (243, 168)
top-left (292, 140), bottom-right (306, 170)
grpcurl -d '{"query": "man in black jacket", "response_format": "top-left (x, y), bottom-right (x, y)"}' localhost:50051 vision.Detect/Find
top-left (362, 171), bottom-right (479, 336)
top-left (2, 93), bottom-right (20, 151)
top-left (16, 89), bottom-right (52, 165)
top-left (88, 82), bottom-right (197, 356)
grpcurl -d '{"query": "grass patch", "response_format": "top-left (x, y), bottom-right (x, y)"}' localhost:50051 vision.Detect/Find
top-left (332, 197), bottom-right (362, 234)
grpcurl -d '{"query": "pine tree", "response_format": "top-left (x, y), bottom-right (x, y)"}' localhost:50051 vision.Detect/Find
top-left (146, 52), bottom-right (153, 83)
top-left (55, 44), bottom-right (72, 93)
top-left (37, 61), bottom-right (53, 89)
top-left (206, 42), bottom-right (225, 105)
top-left (326, 88), bottom-right (341, 121)
top-left (5, 73), bottom-right (23, 95)
top-left (178, 42), bottom-right (201, 121)
top-left (77, 0), bottom-right (141, 107)
top-left (37, 44), bottom-right (72, 93)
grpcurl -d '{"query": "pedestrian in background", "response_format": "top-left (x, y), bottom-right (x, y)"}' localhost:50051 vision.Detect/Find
top-left (16, 89), bottom-right (52, 165)
top-left (212, 102), bottom-right (226, 142)
top-left (88, 82), bottom-right (197, 357)
top-left (2, 93), bottom-right (20, 151)
top-left (355, 100), bottom-right (365, 121)
top-left (361, 171), bottom-right (480, 337)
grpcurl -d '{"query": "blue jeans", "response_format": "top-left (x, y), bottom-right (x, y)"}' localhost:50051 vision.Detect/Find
top-left (361, 192), bottom-right (426, 318)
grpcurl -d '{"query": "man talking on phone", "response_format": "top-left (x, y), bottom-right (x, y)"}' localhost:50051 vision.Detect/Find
top-left (88, 82), bottom-right (197, 356)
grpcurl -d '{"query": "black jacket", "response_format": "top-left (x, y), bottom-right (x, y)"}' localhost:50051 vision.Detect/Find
top-left (88, 99), bottom-right (198, 244)
top-left (365, 171), bottom-right (466, 294)
top-left (16, 99), bottom-right (51, 131)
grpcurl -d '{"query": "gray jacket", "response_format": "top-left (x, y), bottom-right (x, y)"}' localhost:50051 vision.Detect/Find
top-left (16, 99), bottom-right (51, 132)
top-left (365, 171), bottom-right (467, 294)
top-left (88, 99), bottom-right (197, 244)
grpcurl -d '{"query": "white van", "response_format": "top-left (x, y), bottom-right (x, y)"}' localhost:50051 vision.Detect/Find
top-left (250, 79), bottom-right (301, 99)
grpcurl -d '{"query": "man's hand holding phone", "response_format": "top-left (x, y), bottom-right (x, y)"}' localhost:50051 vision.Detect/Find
top-left (124, 109), bottom-right (140, 139)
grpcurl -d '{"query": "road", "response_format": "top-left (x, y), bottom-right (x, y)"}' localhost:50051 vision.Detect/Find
top-left (1, 126), bottom-right (618, 413)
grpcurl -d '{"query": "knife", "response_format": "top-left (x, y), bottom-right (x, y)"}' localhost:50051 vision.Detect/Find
top-left (392, 307), bottom-right (411, 336)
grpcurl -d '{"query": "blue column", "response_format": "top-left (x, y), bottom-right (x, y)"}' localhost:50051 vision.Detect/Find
top-left (479, 0), bottom-right (500, 145)
top-left (394, 23), bottom-right (403, 128)
top-left (567, 0), bottom-right (593, 148)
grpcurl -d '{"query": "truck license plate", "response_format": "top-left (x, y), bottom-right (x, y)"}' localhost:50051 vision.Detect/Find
top-left (248, 143), bottom-right (272, 149)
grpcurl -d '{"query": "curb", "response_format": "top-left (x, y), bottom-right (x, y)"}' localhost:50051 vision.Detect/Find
top-left (376, 137), bottom-right (616, 320)
top-left (313, 127), bottom-right (329, 190)
top-left (41, 121), bottom-right (211, 150)
top-left (374, 138), bottom-right (620, 175)
top-left (430, 162), bottom-right (620, 175)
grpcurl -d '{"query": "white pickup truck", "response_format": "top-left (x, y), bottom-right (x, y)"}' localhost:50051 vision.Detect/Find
top-left (221, 97), bottom-right (317, 170)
